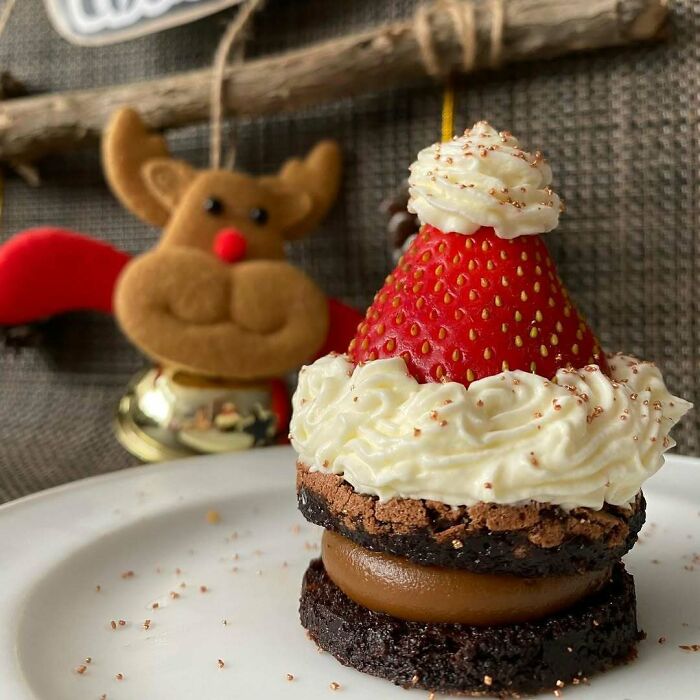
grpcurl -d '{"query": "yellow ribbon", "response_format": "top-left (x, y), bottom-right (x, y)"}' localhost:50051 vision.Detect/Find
top-left (441, 79), bottom-right (455, 143)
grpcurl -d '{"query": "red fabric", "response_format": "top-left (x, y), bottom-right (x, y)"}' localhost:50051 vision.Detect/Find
top-left (274, 298), bottom-right (361, 441)
top-left (0, 228), bottom-right (131, 325)
top-left (314, 297), bottom-right (362, 359)
top-left (270, 378), bottom-right (290, 442)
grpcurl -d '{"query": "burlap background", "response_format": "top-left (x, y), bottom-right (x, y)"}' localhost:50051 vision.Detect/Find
top-left (0, 0), bottom-right (697, 503)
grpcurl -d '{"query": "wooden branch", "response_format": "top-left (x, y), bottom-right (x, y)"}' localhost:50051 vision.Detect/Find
top-left (0, 0), bottom-right (667, 162)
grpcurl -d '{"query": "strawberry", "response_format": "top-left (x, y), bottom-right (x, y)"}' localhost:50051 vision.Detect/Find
top-left (349, 225), bottom-right (607, 385)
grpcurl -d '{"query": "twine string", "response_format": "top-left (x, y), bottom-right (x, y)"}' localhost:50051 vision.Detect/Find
top-left (414, 0), bottom-right (504, 78)
top-left (0, 0), bottom-right (18, 231)
top-left (0, 0), bottom-right (16, 39)
top-left (210, 0), bottom-right (265, 169)
top-left (415, 0), bottom-right (505, 141)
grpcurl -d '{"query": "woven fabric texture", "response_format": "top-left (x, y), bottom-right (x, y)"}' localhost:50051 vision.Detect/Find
top-left (0, 0), bottom-right (697, 503)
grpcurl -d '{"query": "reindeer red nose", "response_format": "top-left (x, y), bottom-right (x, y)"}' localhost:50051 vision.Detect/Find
top-left (213, 228), bottom-right (247, 264)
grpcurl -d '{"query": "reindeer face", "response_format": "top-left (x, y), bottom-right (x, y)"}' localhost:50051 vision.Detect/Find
top-left (152, 169), bottom-right (312, 262)
top-left (103, 108), bottom-right (341, 381)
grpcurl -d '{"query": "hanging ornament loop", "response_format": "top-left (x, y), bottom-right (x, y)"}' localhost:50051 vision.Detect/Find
top-left (414, 0), bottom-right (504, 79)
top-left (210, 0), bottom-right (265, 170)
top-left (414, 0), bottom-right (505, 141)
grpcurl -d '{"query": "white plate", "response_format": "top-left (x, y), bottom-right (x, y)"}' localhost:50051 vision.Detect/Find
top-left (0, 447), bottom-right (698, 700)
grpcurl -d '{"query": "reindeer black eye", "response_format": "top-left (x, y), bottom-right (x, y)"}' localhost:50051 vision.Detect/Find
top-left (204, 197), bottom-right (224, 215)
top-left (249, 207), bottom-right (268, 225)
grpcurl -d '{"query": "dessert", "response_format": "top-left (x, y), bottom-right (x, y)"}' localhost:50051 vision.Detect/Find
top-left (291, 122), bottom-right (692, 696)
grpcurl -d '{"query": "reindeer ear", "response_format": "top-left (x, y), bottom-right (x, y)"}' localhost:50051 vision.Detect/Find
top-left (261, 181), bottom-right (313, 240)
top-left (141, 159), bottom-right (196, 212)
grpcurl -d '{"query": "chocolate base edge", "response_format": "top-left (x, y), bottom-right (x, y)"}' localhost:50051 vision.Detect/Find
top-left (300, 559), bottom-right (639, 698)
top-left (297, 468), bottom-right (646, 576)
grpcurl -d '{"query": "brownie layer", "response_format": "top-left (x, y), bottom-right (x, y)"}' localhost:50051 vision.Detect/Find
top-left (300, 558), bottom-right (639, 697)
top-left (297, 464), bottom-right (645, 576)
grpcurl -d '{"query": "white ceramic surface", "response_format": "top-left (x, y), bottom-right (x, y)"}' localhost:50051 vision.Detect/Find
top-left (0, 446), bottom-right (698, 699)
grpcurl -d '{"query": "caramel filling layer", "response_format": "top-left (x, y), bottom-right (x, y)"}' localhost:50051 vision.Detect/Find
top-left (322, 530), bottom-right (611, 625)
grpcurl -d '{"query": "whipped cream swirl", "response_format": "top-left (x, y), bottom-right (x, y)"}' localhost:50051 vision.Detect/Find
top-left (408, 121), bottom-right (562, 239)
top-left (291, 354), bottom-right (691, 510)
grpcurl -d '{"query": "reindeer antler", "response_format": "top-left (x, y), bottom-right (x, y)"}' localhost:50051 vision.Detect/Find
top-left (102, 108), bottom-right (176, 227)
top-left (266, 140), bottom-right (342, 239)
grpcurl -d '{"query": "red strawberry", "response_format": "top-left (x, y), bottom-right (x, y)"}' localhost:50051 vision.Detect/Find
top-left (349, 225), bottom-right (607, 385)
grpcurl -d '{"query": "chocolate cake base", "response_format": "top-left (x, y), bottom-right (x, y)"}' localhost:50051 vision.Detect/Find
top-left (298, 465), bottom-right (645, 577)
top-left (300, 559), bottom-right (639, 697)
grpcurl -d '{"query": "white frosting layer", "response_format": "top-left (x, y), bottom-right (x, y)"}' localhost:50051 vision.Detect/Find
top-left (291, 354), bottom-right (691, 510)
top-left (408, 121), bottom-right (562, 239)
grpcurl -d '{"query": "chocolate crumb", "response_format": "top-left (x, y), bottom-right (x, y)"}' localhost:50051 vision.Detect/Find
top-left (658, 636), bottom-right (667, 644)
top-left (200, 585), bottom-right (208, 593)
top-left (75, 664), bottom-right (87, 675)
top-left (286, 673), bottom-right (295, 681)
top-left (121, 570), bottom-right (134, 579)
top-left (206, 510), bottom-right (221, 524)
top-left (115, 673), bottom-right (124, 681)
top-left (217, 659), bottom-right (225, 668)
top-left (329, 681), bottom-right (341, 690)
top-left (143, 619), bottom-right (151, 630)
top-left (679, 644), bottom-right (700, 652)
